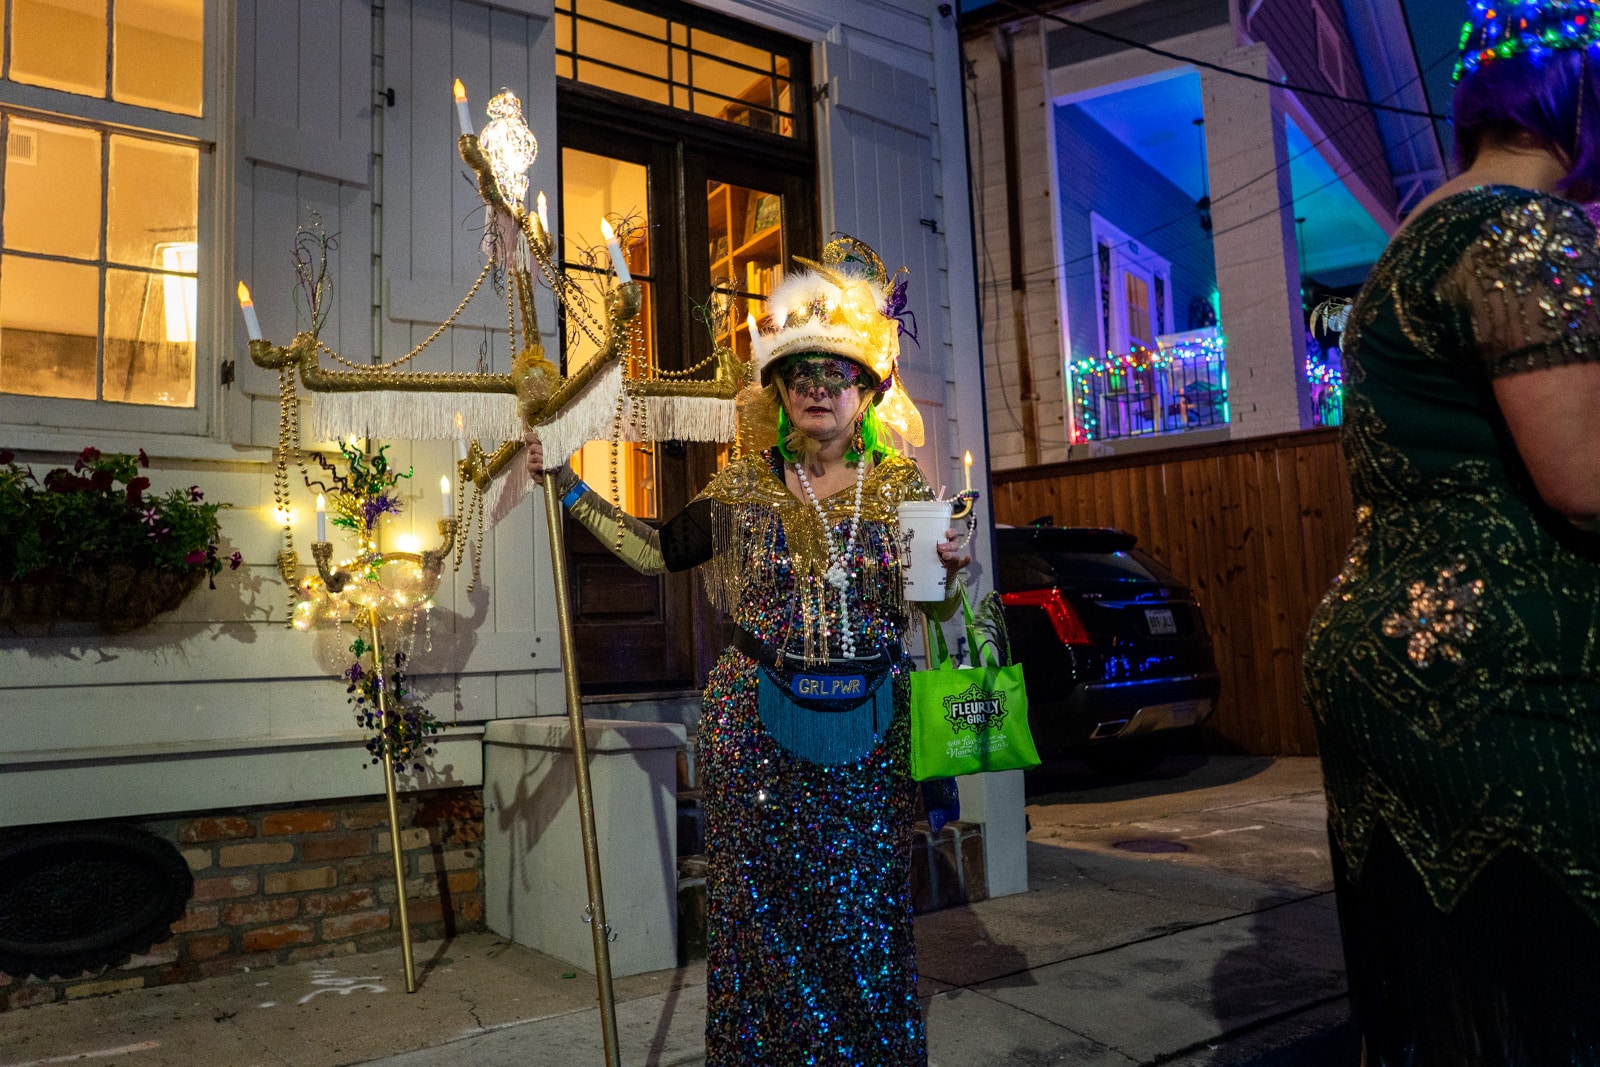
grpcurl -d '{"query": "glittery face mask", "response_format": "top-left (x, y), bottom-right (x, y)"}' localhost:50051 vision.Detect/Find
top-left (779, 356), bottom-right (868, 397)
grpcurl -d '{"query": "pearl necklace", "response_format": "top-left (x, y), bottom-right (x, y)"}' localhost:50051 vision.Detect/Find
top-left (792, 457), bottom-right (867, 659)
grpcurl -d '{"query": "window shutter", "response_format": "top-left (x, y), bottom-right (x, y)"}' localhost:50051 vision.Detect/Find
top-left (229, 0), bottom-right (375, 441)
top-left (816, 38), bottom-right (946, 464)
top-left (378, 1), bottom-right (554, 380)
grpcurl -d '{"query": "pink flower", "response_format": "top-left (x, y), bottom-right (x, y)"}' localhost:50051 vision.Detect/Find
top-left (184, 550), bottom-right (206, 565)
top-left (75, 446), bottom-right (101, 471)
top-left (228, 551), bottom-right (243, 570)
top-left (188, 486), bottom-right (204, 502)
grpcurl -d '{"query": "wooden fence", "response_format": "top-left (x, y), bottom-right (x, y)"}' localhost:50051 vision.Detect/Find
top-left (990, 429), bottom-right (1354, 756)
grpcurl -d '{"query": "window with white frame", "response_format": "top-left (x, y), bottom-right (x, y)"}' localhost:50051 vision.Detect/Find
top-left (0, 0), bottom-right (206, 412)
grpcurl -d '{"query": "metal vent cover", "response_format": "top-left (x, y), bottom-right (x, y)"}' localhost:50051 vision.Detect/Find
top-left (0, 823), bottom-right (193, 979)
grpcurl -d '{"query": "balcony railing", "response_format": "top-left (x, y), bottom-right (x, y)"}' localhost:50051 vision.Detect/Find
top-left (1069, 329), bottom-right (1229, 443)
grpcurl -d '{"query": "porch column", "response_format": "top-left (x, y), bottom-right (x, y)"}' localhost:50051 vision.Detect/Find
top-left (1201, 44), bottom-right (1311, 435)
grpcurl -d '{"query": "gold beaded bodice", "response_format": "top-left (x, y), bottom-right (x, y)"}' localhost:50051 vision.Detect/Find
top-left (697, 452), bottom-right (933, 663)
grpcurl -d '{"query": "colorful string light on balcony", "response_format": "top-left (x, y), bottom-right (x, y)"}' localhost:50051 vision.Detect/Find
top-left (1068, 334), bottom-right (1229, 443)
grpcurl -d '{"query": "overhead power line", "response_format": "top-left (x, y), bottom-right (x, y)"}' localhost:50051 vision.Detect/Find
top-left (990, 0), bottom-right (1450, 123)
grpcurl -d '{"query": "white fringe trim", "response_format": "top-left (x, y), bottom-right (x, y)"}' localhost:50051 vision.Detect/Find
top-left (535, 363), bottom-right (630, 465)
top-left (307, 369), bottom-right (736, 465)
top-left (486, 469), bottom-right (532, 527)
top-left (534, 363), bottom-right (738, 464)
top-left (639, 394), bottom-right (739, 445)
top-left (310, 391), bottom-right (521, 444)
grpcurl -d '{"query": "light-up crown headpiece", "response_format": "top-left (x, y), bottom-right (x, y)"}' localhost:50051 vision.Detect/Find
top-left (1455, 0), bottom-right (1600, 83)
top-left (749, 235), bottom-right (924, 446)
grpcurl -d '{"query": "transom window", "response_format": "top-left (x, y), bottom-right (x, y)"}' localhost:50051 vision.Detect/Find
top-left (555, 0), bottom-right (804, 140)
top-left (0, 0), bottom-right (205, 410)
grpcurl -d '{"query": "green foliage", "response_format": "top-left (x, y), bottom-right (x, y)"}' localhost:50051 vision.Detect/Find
top-left (0, 447), bottom-right (237, 583)
top-left (968, 589), bottom-right (1014, 667)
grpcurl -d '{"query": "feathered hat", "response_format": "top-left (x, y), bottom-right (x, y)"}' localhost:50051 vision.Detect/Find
top-left (1455, 0), bottom-right (1600, 83)
top-left (747, 235), bottom-right (924, 447)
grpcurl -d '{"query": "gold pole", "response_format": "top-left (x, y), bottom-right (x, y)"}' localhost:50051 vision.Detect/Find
top-left (366, 607), bottom-right (418, 994)
top-left (541, 478), bottom-right (622, 1067)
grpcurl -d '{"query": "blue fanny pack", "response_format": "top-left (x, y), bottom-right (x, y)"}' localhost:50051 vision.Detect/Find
top-left (736, 627), bottom-right (897, 765)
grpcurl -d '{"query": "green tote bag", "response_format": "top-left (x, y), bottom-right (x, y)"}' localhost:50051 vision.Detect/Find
top-left (909, 587), bottom-right (1041, 781)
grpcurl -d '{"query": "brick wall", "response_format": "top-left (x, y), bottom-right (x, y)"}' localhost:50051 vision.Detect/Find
top-left (1, 788), bottom-right (484, 1011)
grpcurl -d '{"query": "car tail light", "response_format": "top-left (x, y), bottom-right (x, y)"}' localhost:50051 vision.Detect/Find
top-left (1000, 588), bottom-right (1094, 646)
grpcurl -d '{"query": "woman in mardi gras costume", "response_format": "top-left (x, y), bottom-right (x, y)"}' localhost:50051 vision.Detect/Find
top-left (528, 237), bottom-right (966, 1066)
top-left (1304, 2), bottom-right (1600, 1060)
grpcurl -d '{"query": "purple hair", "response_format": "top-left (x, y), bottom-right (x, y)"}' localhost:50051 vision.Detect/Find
top-left (1454, 44), bottom-right (1600, 202)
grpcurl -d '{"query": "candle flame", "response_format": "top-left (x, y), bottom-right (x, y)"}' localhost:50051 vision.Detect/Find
top-left (536, 191), bottom-right (549, 232)
top-left (441, 475), bottom-right (451, 495)
top-left (747, 313), bottom-right (760, 336)
top-left (599, 218), bottom-right (616, 241)
top-left (454, 410), bottom-right (465, 433)
top-left (964, 451), bottom-right (972, 467)
top-left (396, 534), bottom-right (420, 553)
top-left (316, 493), bottom-right (326, 513)
top-left (236, 281), bottom-right (253, 307)
top-left (452, 78), bottom-right (466, 103)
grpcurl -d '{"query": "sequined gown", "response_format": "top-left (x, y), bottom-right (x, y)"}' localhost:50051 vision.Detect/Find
top-left (1304, 187), bottom-right (1600, 1064)
top-left (695, 450), bottom-right (930, 1065)
top-left (571, 449), bottom-right (931, 1065)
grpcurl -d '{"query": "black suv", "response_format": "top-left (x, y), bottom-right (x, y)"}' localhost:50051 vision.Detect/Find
top-left (995, 525), bottom-right (1220, 773)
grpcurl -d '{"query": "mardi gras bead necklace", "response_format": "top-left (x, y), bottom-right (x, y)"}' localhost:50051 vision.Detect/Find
top-left (792, 456), bottom-right (867, 658)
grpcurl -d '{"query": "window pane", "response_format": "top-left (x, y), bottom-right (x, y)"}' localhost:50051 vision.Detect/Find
top-left (112, 0), bottom-right (203, 116)
top-left (0, 255), bottom-right (98, 400)
top-left (562, 148), bottom-right (650, 285)
top-left (1125, 273), bottom-right (1150, 347)
top-left (107, 135), bottom-right (199, 268)
top-left (557, 0), bottom-right (799, 138)
top-left (707, 180), bottom-right (782, 360)
top-left (4, 118), bottom-right (102, 260)
top-left (104, 267), bottom-right (195, 406)
top-left (575, 58), bottom-right (668, 108)
top-left (10, 0), bottom-right (107, 97)
top-left (563, 146), bottom-right (655, 517)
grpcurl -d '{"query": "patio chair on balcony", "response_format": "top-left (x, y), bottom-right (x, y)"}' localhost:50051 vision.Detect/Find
top-left (1166, 380), bottom-right (1226, 429)
top-left (1100, 390), bottom-right (1156, 437)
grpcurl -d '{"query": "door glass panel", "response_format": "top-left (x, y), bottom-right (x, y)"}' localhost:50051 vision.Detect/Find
top-left (0, 255), bottom-right (99, 399)
top-left (112, 0), bottom-right (204, 116)
top-left (707, 180), bottom-right (782, 359)
top-left (562, 147), bottom-right (657, 518)
top-left (10, 0), bottom-right (107, 98)
top-left (1124, 271), bottom-right (1151, 349)
top-left (5, 119), bottom-right (102, 260)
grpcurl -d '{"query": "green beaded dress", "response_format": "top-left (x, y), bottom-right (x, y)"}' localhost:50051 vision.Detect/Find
top-left (1304, 186), bottom-right (1600, 1064)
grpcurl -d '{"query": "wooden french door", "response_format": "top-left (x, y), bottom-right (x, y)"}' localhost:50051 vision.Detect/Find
top-left (558, 87), bottom-right (815, 694)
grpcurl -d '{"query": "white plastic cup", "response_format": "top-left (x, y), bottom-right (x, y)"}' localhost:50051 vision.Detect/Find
top-left (897, 500), bottom-right (953, 602)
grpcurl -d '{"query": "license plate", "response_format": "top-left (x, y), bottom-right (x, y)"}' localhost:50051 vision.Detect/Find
top-left (1144, 607), bottom-right (1177, 635)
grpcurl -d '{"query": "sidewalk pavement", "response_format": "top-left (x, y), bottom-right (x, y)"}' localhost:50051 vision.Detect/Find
top-left (2, 756), bottom-right (1353, 1067)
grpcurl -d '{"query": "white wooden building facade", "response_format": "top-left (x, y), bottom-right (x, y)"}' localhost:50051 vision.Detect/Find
top-left (0, 0), bottom-right (1018, 919)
